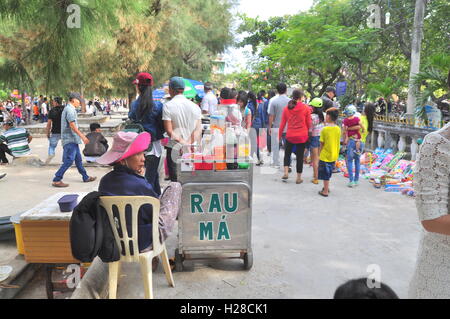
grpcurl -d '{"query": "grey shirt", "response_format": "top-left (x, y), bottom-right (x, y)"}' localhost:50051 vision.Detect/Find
top-left (61, 103), bottom-right (82, 146)
top-left (269, 95), bottom-right (290, 128)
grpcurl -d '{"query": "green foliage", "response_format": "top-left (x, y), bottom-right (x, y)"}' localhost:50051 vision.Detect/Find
top-left (234, 0), bottom-right (449, 104)
top-left (0, 0), bottom-right (235, 97)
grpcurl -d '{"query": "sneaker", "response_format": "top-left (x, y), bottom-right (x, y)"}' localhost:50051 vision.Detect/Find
top-left (282, 174), bottom-right (288, 181)
top-left (347, 182), bottom-right (354, 188)
top-left (353, 181), bottom-right (359, 186)
top-left (296, 178), bottom-right (303, 184)
top-left (0, 173), bottom-right (6, 180)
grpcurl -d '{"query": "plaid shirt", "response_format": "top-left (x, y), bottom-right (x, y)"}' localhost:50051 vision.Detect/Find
top-left (61, 103), bottom-right (82, 146)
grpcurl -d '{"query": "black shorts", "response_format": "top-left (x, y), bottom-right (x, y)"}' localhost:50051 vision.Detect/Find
top-left (318, 160), bottom-right (335, 181)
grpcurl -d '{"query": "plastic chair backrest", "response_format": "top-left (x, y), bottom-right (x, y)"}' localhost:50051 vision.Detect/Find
top-left (99, 196), bottom-right (161, 263)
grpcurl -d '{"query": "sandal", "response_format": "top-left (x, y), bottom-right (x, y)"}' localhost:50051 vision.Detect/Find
top-left (321, 187), bottom-right (330, 193)
top-left (318, 190), bottom-right (329, 197)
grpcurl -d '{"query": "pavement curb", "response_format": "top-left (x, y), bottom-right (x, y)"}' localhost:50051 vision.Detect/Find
top-left (71, 257), bottom-right (109, 299)
top-left (0, 257), bottom-right (41, 299)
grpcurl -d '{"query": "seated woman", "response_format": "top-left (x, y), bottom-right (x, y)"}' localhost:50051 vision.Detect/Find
top-left (96, 131), bottom-right (180, 259)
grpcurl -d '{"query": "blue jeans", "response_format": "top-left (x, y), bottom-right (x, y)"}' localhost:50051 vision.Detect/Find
top-left (48, 134), bottom-right (61, 156)
top-left (53, 143), bottom-right (89, 182)
top-left (346, 139), bottom-right (365, 182)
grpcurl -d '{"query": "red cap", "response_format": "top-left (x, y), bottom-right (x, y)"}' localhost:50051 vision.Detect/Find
top-left (132, 72), bottom-right (154, 86)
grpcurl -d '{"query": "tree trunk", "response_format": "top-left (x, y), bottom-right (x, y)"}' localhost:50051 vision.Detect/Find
top-left (406, 0), bottom-right (427, 115)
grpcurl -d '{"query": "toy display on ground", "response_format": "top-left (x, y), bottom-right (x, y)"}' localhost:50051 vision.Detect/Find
top-left (335, 147), bottom-right (416, 198)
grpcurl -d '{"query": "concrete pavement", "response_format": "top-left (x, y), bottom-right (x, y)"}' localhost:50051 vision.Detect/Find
top-left (1, 139), bottom-right (422, 298)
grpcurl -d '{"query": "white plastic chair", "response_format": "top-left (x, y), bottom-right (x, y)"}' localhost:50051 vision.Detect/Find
top-left (99, 196), bottom-right (175, 299)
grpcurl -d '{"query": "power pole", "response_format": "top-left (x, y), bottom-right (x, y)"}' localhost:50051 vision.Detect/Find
top-left (406, 0), bottom-right (427, 115)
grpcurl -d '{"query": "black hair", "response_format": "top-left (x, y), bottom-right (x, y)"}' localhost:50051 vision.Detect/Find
top-left (325, 86), bottom-right (336, 94)
top-left (90, 123), bottom-right (101, 132)
top-left (334, 278), bottom-right (399, 299)
top-left (312, 105), bottom-right (325, 123)
top-left (276, 83), bottom-right (287, 95)
top-left (247, 91), bottom-right (258, 120)
top-left (268, 89), bottom-right (276, 100)
top-left (230, 88), bottom-right (238, 100)
top-left (236, 91), bottom-right (248, 109)
top-left (54, 97), bottom-right (62, 106)
top-left (137, 81), bottom-right (154, 120)
top-left (88, 100), bottom-right (93, 105)
top-left (43, 97), bottom-right (47, 102)
top-left (257, 90), bottom-right (266, 100)
top-left (326, 108), bottom-right (339, 122)
top-left (288, 89), bottom-right (303, 109)
top-left (220, 87), bottom-right (232, 99)
top-left (364, 103), bottom-right (376, 133)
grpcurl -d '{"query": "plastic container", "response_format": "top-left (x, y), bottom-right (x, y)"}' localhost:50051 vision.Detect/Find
top-left (10, 212), bottom-right (24, 255)
top-left (238, 162), bottom-right (250, 169)
top-left (210, 115), bottom-right (226, 132)
top-left (57, 194), bottom-right (79, 212)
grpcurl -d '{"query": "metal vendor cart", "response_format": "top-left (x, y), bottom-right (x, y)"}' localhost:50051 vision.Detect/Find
top-left (174, 160), bottom-right (254, 271)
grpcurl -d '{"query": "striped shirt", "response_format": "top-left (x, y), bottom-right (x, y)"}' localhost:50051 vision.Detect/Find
top-left (0, 127), bottom-right (31, 157)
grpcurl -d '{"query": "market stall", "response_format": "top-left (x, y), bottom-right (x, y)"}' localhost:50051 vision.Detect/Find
top-left (14, 192), bottom-right (89, 298)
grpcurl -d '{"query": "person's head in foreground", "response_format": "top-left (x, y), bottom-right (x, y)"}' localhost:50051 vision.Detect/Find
top-left (68, 92), bottom-right (84, 108)
top-left (334, 278), bottom-right (399, 299)
top-left (168, 77), bottom-right (185, 97)
top-left (90, 123), bottom-right (101, 133)
top-left (97, 131), bottom-right (150, 174)
top-left (325, 107), bottom-right (339, 124)
top-left (2, 119), bottom-right (14, 130)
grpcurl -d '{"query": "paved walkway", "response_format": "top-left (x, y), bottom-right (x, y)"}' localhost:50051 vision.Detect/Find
top-left (2, 139), bottom-right (421, 298)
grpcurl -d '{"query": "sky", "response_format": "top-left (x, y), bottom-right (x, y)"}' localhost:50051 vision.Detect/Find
top-left (223, 0), bottom-right (314, 73)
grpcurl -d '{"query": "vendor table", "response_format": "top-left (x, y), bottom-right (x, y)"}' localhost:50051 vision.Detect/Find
top-left (19, 192), bottom-right (87, 298)
top-left (175, 162), bottom-right (253, 271)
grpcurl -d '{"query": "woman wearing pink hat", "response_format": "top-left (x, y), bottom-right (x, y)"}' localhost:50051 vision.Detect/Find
top-left (97, 131), bottom-right (180, 257)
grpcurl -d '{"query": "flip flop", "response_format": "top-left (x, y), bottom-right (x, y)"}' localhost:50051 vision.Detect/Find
top-left (318, 190), bottom-right (329, 197)
top-left (321, 187), bottom-right (330, 193)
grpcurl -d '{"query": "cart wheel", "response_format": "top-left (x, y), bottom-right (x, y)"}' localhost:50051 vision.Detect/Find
top-left (243, 249), bottom-right (253, 270)
top-left (174, 248), bottom-right (184, 272)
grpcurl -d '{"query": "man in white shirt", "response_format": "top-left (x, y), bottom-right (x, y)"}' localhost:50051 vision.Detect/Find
top-left (163, 77), bottom-right (202, 181)
top-left (41, 97), bottom-right (48, 122)
top-left (201, 82), bottom-right (218, 115)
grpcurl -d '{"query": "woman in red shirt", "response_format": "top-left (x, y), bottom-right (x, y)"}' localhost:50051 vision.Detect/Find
top-left (278, 89), bottom-right (312, 184)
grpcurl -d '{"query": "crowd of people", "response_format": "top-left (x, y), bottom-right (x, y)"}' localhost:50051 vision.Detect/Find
top-left (0, 71), bottom-right (448, 299)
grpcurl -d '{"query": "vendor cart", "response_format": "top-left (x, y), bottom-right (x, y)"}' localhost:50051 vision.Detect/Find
top-left (175, 161), bottom-right (253, 271)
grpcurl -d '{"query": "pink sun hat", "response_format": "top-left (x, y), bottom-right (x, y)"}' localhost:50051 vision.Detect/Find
top-left (96, 131), bottom-right (151, 165)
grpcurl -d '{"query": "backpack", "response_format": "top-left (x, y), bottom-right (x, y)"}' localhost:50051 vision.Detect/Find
top-left (69, 191), bottom-right (120, 263)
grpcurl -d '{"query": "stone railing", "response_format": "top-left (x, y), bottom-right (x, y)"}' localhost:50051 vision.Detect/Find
top-left (368, 116), bottom-right (444, 160)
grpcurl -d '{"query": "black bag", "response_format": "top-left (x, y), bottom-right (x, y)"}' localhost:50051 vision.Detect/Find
top-left (70, 192), bottom-right (120, 263)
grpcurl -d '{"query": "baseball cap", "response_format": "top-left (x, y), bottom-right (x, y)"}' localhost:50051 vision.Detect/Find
top-left (326, 86), bottom-right (336, 94)
top-left (169, 77), bottom-right (185, 90)
top-left (310, 97), bottom-right (323, 108)
top-left (204, 82), bottom-right (213, 90)
top-left (132, 72), bottom-right (154, 86)
top-left (68, 92), bottom-right (85, 104)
